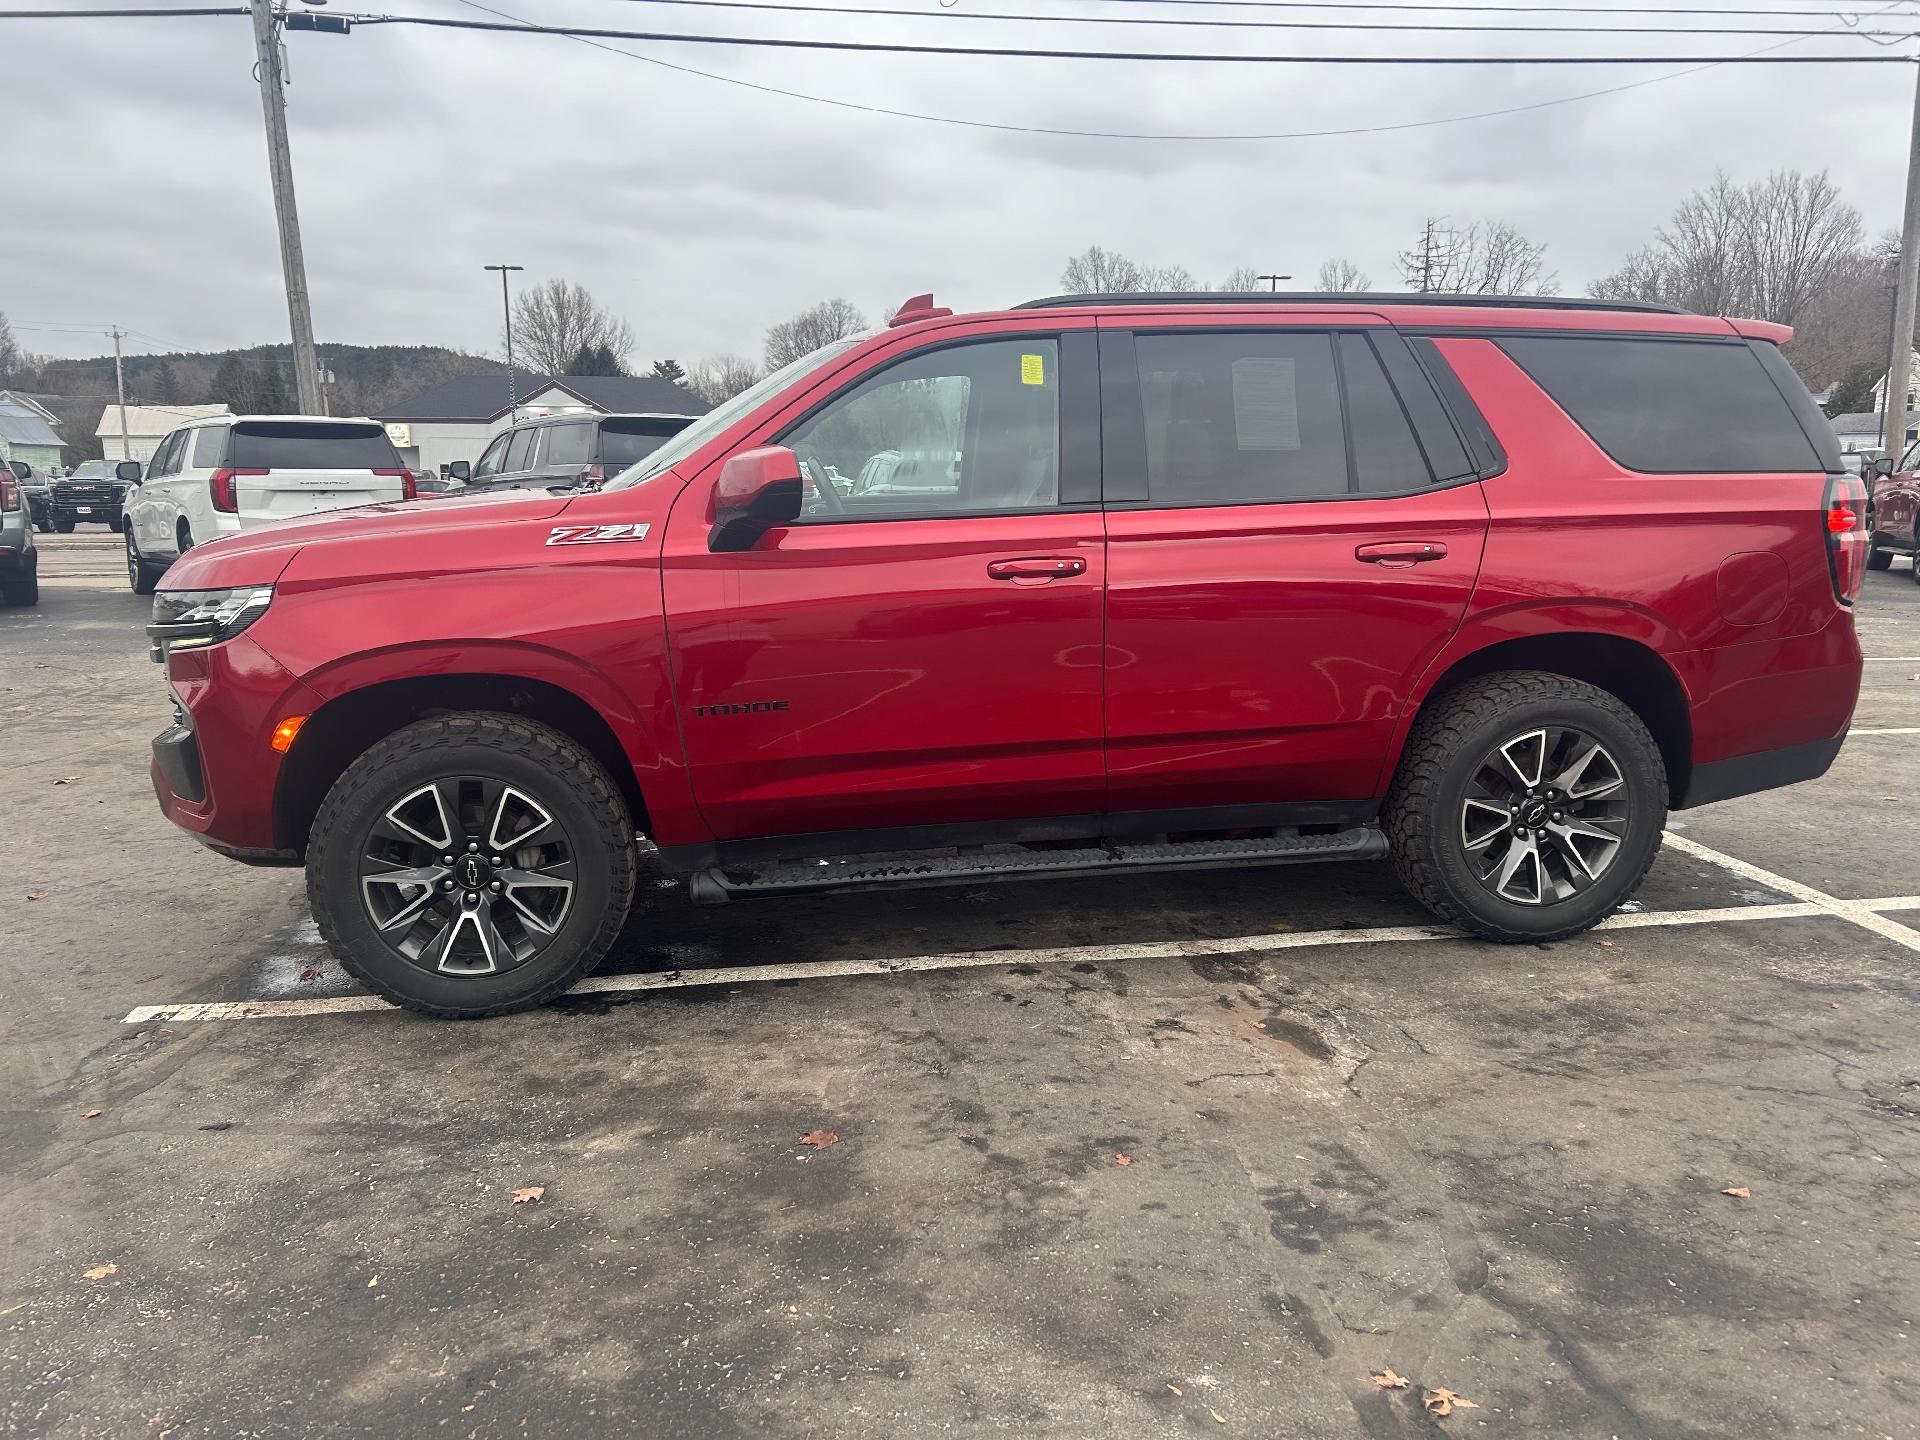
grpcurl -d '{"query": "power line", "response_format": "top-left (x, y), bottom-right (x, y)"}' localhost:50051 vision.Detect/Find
top-left (572, 0), bottom-right (1920, 40)
top-left (351, 12), bottom-right (1917, 61)
top-left (1066, 0), bottom-right (1902, 12)
top-left (0, 7), bottom-right (244, 16)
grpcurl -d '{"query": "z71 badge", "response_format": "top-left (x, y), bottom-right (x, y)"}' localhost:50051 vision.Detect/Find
top-left (546, 523), bottom-right (651, 546)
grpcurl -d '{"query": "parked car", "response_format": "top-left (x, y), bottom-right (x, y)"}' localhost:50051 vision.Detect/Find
top-left (47, 458), bottom-right (134, 532)
top-left (407, 469), bottom-right (454, 497)
top-left (447, 412), bottom-right (699, 495)
top-left (145, 290), bottom-right (1864, 1018)
top-left (1, 461), bottom-right (39, 606)
top-left (15, 460), bottom-right (55, 532)
top-left (1864, 443), bottom-right (1920, 575)
top-left (122, 415), bottom-right (412, 595)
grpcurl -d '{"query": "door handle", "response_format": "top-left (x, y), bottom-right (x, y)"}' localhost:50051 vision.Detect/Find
top-left (987, 556), bottom-right (1087, 582)
top-left (1355, 541), bottom-right (1448, 567)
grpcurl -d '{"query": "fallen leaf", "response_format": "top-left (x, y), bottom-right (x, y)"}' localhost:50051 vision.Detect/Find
top-left (1722, 1186), bottom-right (1750, 1198)
top-left (197, 1121), bottom-right (232, 1132)
top-left (25, 892), bottom-right (48, 902)
top-left (511, 1186), bottom-right (545, 1204)
top-left (1115, 1152), bottom-right (1132, 1166)
top-left (82, 1109), bottom-right (102, 1120)
top-left (1371, 1367), bottom-right (1410, 1390)
top-left (1422, 1388), bottom-right (1479, 1417)
top-left (1166, 1383), bottom-right (1184, 1396)
top-left (52, 776), bottom-right (77, 785)
top-left (1595, 938), bottom-right (1614, 948)
top-left (367, 1275), bottom-right (379, 1288)
top-left (800, 1130), bottom-right (838, 1149)
top-left (1209, 1409), bottom-right (1227, 1424)
top-left (83, 1264), bottom-right (117, 1280)
top-left (298, 968), bottom-right (321, 983)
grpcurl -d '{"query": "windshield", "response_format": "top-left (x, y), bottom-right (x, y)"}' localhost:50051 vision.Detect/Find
top-left (604, 338), bottom-right (867, 490)
top-left (71, 461), bottom-right (119, 479)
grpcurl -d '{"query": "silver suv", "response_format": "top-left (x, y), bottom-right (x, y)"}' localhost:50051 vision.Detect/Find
top-left (1, 460), bottom-right (40, 607)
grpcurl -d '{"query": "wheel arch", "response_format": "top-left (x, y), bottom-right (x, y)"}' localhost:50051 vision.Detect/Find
top-left (273, 672), bottom-right (653, 858)
top-left (1397, 630), bottom-right (1692, 808)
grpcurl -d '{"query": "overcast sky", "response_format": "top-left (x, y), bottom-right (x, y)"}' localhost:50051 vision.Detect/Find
top-left (5, 0), bottom-right (1917, 368)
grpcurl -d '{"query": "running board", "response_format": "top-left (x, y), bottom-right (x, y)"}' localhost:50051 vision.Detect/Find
top-left (686, 827), bottom-right (1387, 906)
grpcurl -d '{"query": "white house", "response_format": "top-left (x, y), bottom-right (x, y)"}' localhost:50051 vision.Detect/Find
top-left (371, 373), bottom-right (708, 475)
top-left (1871, 350), bottom-right (1920, 417)
top-left (93, 403), bottom-right (231, 464)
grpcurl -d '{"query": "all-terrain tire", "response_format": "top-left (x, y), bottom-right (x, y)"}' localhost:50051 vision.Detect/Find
top-left (1866, 511), bottom-right (1893, 570)
top-left (307, 712), bottom-right (640, 1018)
top-left (1384, 670), bottom-right (1666, 943)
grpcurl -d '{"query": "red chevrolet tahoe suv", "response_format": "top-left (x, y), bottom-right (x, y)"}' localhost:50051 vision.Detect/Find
top-left (146, 292), bottom-right (1866, 1018)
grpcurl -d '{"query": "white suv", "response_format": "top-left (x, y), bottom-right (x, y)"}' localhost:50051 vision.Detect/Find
top-left (122, 415), bottom-right (412, 593)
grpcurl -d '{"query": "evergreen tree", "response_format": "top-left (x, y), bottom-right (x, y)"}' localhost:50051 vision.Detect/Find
top-left (210, 354), bottom-right (256, 413)
top-left (650, 358), bottom-right (686, 383)
top-left (150, 360), bottom-right (181, 405)
top-left (254, 357), bottom-right (293, 414)
top-left (565, 343), bottom-right (625, 377)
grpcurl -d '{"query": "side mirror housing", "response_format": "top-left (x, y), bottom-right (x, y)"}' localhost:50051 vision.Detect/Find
top-left (115, 460), bottom-right (143, 484)
top-left (447, 460), bottom-right (471, 482)
top-left (6, 460), bottom-right (28, 482)
top-left (1873, 456), bottom-right (1896, 478)
top-left (710, 446), bottom-right (803, 553)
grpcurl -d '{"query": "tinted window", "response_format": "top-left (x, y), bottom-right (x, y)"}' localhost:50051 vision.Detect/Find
top-left (471, 434), bottom-right (509, 480)
top-left (1137, 331), bottom-right (1346, 503)
top-left (150, 431), bottom-right (185, 478)
top-left (504, 428), bottom-right (537, 472)
top-left (1497, 335), bottom-right (1822, 474)
top-left (227, 421), bottom-right (400, 469)
top-left (599, 418), bottom-right (688, 466)
top-left (1338, 333), bottom-right (1432, 493)
top-left (543, 422), bottom-right (593, 467)
top-left (785, 337), bottom-right (1059, 518)
top-left (190, 425), bottom-right (227, 469)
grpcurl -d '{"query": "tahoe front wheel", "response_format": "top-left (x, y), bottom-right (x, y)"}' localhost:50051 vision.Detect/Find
top-left (1384, 671), bottom-right (1667, 943)
top-left (307, 713), bottom-right (638, 1017)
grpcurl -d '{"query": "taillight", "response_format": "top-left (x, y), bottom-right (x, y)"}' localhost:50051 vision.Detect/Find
top-left (0, 474), bottom-right (17, 511)
top-left (1825, 473), bottom-right (1868, 605)
top-left (208, 468), bottom-right (265, 513)
top-left (375, 468), bottom-right (413, 500)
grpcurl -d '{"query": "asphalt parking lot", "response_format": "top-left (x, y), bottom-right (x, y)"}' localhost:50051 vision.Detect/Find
top-left (4, 531), bottom-right (1918, 1439)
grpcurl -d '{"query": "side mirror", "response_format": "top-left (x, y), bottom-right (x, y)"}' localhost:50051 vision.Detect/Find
top-left (447, 460), bottom-right (471, 482)
top-left (709, 445), bottom-right (803, 553)
top-left (115, 460), bottom-right (143, 484)
top-left (6, 461), bottom-right (27, 482)
top-left (1873, 456), bottom-right (1896, 478)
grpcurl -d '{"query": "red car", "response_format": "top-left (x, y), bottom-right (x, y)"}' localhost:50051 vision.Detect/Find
top-left (1866, 445), bottom-right (1920, 577)
top-left (146, 292), bottom-right (1865, 1017)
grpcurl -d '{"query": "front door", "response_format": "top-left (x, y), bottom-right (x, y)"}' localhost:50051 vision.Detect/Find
top-left (662, 330), bottom-right (1107, 842)
top-left (1099, 322), bottom-right (1491, 814)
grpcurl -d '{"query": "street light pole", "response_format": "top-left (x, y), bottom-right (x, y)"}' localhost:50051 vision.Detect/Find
top-left (1256, 273), bottom-right (1292, 293)
top-left (485, 264), bottom-right (524, 422)
top-left (249, 0), bottom-right (322, 414)
top-left (1883, 60), bottom-right (1920, 465)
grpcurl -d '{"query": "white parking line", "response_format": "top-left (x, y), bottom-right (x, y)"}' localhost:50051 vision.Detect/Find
top-left (117, 899), bottom-right (1859, 1024)
top-left (1847, 727), bottom-right (1920, 736)
top-left (1661, 832), bottom-right (1920, 954)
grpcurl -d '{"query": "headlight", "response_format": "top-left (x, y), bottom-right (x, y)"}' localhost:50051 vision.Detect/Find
top-left (147, 586), bottom-right (274, 660)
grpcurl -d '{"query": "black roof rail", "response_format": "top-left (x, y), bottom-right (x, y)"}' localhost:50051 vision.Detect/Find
top-left (1012, 291), bottom-right (1691, 316)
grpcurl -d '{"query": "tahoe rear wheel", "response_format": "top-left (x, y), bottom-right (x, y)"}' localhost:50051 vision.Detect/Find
top-left (1385, 671), bottom-right (1666, 943)
top-left (307, 714), bottom-right (638, 1017)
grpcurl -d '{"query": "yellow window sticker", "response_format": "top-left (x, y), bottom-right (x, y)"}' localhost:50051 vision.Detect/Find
top-left (1020, 353), bottom-right (1046, 386)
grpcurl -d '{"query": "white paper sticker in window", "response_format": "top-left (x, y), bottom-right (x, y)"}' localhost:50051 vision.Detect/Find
top-left (1231, 356), bottom-right (1300, 451)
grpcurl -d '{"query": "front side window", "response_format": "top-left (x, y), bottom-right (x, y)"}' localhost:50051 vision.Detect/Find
top-left (504, 428), bottom-right (538, 473)
top-left (784, 337), bottom-right (1060, 519)
top-left (471, 433), bottom-right (510, 480)
top-left (1136, 332), bottom-right (1347, 503)
top-left (150, 431), bottom-right (185, 478)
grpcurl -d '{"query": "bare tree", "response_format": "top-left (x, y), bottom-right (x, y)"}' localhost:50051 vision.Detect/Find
top-left (1314, 258), bottom-right (1372, 293)
top-left (1589, 169), bottom-right (1864, 328)
top-left (508, 279), bottom-right (635, 375)
top-left (0, 311), bottom-right (20, 384)
top-left (688, 353), bottom-right (764, 405)
top-left (1138, 263), bottom-right (1197, 291)
top-left (1218, 266), bottom-right (1264, 292)
top-left (764, 299), bottom-right (867, 370)
top-left (1060, 245), bottom-right (1144, 294)
top-left (1401, 218), bottom-right (1555, 296)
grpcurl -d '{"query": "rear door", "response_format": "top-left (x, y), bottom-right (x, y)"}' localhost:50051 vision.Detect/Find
top-left (227, 421), bottom-right (407, 526)
top-left (137, 429), bottom-right (187, 553)
top-left (662, 328), bottom-right (1107, 840)
top-left (1099, 320), bottom-right (1491, 814)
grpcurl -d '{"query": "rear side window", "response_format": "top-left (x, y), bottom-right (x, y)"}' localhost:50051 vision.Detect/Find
top-left (190, 426), bottom-right (227, 469)
top-left (1137, 332), bottom-right (1347, 502)
top-left (504, 428), bottom-right (537, 472)
top-left (1497, 335), bottom-right (1823, 474)
top-left (543, 422), bottom-right (593, 467)
top-left (1337, 333), bottom-right (1432, 494)
top-left (227, 421), bottom-right (400, 469)
top-left (599, 418), bottom-right (686, 467)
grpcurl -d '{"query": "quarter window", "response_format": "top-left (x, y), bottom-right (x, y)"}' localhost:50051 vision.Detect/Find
top-left (543, 422), bottom-right (593, 467)
top-left (190, 425), bottom-right (227, 469)
top-left (1136, 332), bottom-right (1348, 503)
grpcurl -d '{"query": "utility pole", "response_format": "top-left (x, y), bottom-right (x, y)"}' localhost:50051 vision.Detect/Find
top-left (1883, 60), bottom-right (1920, 465)
top-left (486, 264), bottom-right (524, 422)
top-left (250, 0), bottom-right (322, 414)
top-left (108, 326), bottom-right (131, 460)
